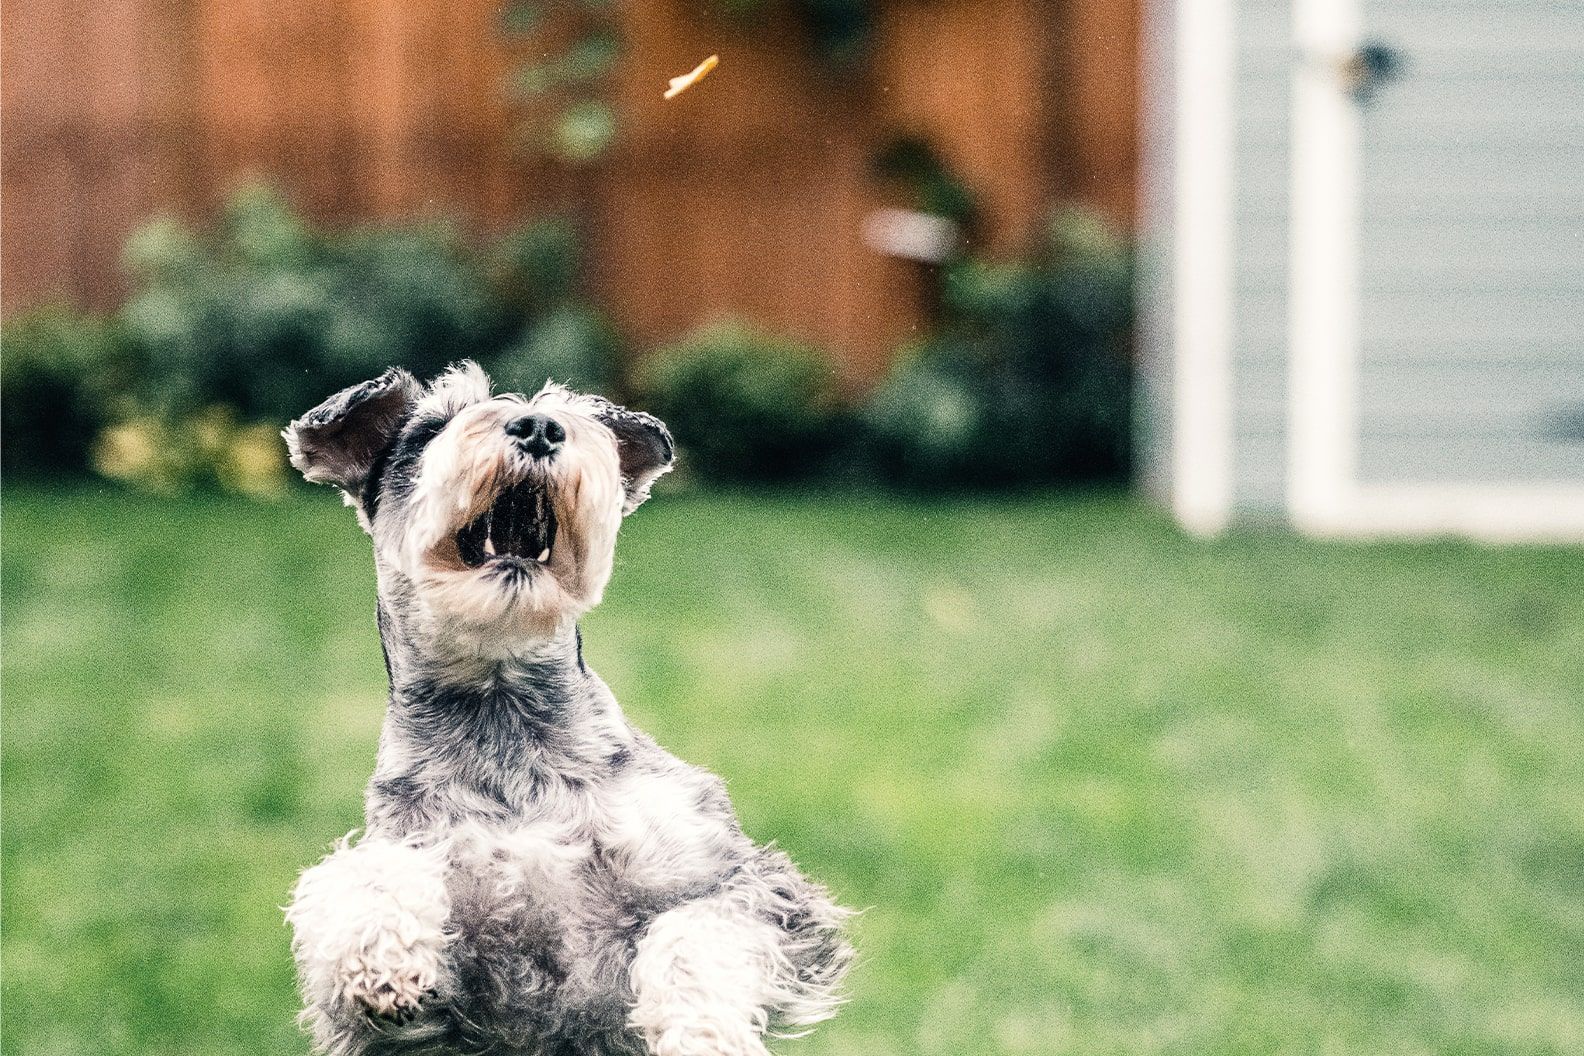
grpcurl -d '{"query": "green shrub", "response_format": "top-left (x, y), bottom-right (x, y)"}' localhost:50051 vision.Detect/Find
top-left (3, 186), bottom-right (621, 492)
top-left (494, 304), bottom-right (619, 396)
top-left (865, 207), bottom-right (1133, 488)
top-left (640, 321), bottom-right (846, 483)
top-left (1, 307), bottom-right (137, 478)
top-left (119, 186), bottom-right (612, 425)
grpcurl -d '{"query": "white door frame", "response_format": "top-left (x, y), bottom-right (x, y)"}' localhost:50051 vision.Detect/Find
top-left (1169, 0), bottom-right (1237, 536)
top-left (1287, 0), bottom-right (1584, 542)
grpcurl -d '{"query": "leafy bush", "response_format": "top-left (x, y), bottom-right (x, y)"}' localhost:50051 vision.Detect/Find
top-left (639, 321), bottom-right (847, 483)
top-left (121, 186), bottom-right (614, 423)
top-left (495, 304), bottom-right (620, 397)
top-left (7, 190), bottom-right (1134, 497)
top-left (2, 186), bottom-right (620, 491)
top-left (1, 307), bottom-right (137, 478)
top-left (865, 208), bottom-right (1133, 488)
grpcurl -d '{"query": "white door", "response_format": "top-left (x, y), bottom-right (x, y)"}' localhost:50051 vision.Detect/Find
top-left (1289, 0), bottom-right (1584, 539)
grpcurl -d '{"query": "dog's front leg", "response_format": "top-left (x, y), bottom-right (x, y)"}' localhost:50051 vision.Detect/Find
top-left (287, 836), bottom-right (451, 1023)
top-left (629, 858), bottom-right (849, 1056)
top-left (628, 893), bottom-right (781, 1056)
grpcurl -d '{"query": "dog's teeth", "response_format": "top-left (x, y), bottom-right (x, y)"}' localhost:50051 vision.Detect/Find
top-left (484, 537), bottom-right (497, 556)
top-left (536, 547), bottom-right (550, 563)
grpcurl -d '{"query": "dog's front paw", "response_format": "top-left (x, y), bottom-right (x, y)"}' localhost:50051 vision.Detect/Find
top-left (320, 888), bottom-right (448, 1021)
top-left (341, 952), bottom-right (440, 1020)
top-left (288, 837), bottom-right (452, 1025)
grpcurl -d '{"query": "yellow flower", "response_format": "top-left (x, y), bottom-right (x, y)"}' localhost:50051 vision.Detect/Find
top-left (220, 422), bottom-right (288, 499)
top-left (92, 419), bottom-right (161, 482)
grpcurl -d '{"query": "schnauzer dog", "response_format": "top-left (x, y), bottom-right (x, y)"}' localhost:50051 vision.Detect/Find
top-left (282, 364), bottom-right (851, 1056)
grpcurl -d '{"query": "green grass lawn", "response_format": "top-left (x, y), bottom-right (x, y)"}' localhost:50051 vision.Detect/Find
top-left (4, 484), bottom-right (1583, 1056)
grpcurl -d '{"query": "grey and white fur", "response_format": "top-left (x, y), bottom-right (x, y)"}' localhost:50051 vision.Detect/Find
top-left (281, 363), bottom-right (852, 1056)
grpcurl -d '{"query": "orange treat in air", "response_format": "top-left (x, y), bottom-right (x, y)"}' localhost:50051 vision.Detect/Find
top-left (664, 54), bottom-right (719, 100)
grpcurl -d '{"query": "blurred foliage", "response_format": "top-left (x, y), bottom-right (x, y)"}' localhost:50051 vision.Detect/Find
top-left (2, 188), bottom-right (1135, 495)
top-left (1, 186), bottom-right (616, 492)
top-left (0, 307), bottom-right (137, 479)
top-left (866, 208), bottom-right (1134, 488)
top-left (504, 2), bottom-right (622, 165)
top-left (872, 137), bottom-right (976, 226)
top-left (92, 407), bottom-right (288, 499)
top-left (118, 186), bottom-right (609, 418)
top-left (707, 0), bottom-right (873, 69)
top-left (639, 321), bottom-right (848, 483)
top-left (792, 0), bottom-right (873, 67)
top-left (550, 99), bottom-right (619, 164)
top-left (496, 304), bottom-right (621, 403)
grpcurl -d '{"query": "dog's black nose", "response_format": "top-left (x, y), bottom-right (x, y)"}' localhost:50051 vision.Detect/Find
top-left (506, 413), bottom-right (566, 458)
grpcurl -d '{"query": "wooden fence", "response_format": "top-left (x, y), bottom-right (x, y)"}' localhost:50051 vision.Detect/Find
top-left (1, 0), bottom-right (1136, 379)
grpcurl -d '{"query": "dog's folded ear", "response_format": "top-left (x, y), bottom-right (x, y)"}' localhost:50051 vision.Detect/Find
top-left (283, 369), bottom-right (422, 492)
top-left (596, 405), bottom-right (675, 515)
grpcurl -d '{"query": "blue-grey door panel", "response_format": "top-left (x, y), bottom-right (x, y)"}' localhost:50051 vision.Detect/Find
top-left (1354, 0), bottom-right (1584, 487)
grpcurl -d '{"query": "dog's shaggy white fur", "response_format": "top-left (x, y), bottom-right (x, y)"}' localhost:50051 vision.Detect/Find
top-left (282, 366), bottom-right (851, 1056)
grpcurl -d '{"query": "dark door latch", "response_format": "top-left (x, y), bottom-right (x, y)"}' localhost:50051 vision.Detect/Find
top-left (1340, 42), bottom-right (1403, 102)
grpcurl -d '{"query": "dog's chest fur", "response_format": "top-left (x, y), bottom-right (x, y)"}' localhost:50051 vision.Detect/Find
top-left (358, 662), bottom-right (751, 1052)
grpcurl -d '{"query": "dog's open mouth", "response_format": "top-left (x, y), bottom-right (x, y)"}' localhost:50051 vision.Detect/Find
top-left (456, 480), bottom-right (557, 569)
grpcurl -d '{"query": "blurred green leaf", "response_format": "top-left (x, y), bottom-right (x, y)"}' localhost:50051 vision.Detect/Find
top-left (551, 100), bottom-right (617, 163)
top-left (500, 0), bottom-right (543, 33)
top-left (494, 304), bottom-right (618, 394)
top-left (561, 30), bottom-right (619, 80)
top-left (872, 136), bottom-right (976, 226)
top-left (121, 216), bottom-right (203, 284)
top-left (512, 29), bottom-right (619, 96)
top-left (797, 0), bottom-right (872, 67)
top-left (942, 260), bottom-right (1038, 323)
top-left (493, 215), bottom-right (582, 304)
top-left (221, 185), bottom-right (312, 269)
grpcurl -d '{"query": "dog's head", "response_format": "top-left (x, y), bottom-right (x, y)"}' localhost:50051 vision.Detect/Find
top-left (284, 363), bottom-right (673, 649)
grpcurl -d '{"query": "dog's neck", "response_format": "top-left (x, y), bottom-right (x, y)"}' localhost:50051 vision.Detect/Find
top-left (373, 595), bottom-right (586, 687)
top-left (368, 613), bottom-right (627, 833)
top-left (378, 606), bottom-right (591, 710)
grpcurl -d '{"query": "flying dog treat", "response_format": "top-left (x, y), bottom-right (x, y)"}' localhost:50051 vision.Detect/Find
top-left (664, 54), bottom-right (719, 100)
